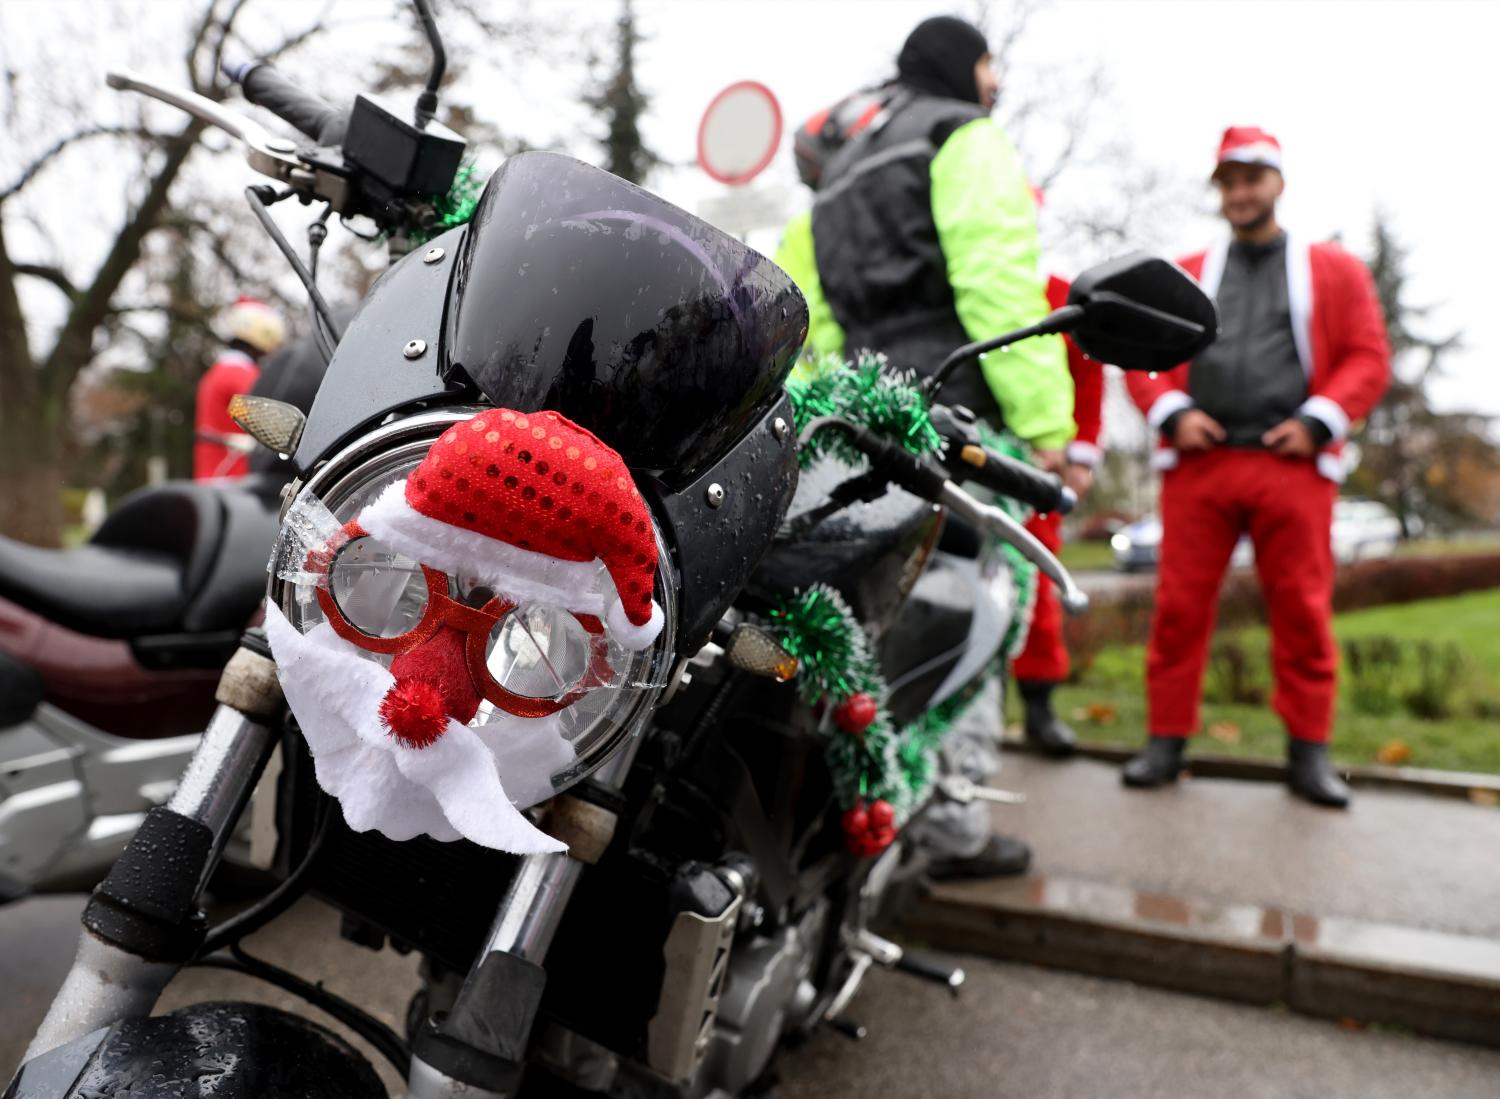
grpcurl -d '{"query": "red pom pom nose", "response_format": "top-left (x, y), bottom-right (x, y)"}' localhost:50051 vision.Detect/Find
top-left (379, 678), bottom-right (450, 749)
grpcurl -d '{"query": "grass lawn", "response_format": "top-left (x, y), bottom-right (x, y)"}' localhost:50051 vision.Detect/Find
top-left (1013, 587), bottom-right (1500, 775)
top-left (1058, 539), bottom-right (1116, 573)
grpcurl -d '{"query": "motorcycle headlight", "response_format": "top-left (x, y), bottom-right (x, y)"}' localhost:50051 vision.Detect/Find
top-left (266, 408), bottom-right (677, 822)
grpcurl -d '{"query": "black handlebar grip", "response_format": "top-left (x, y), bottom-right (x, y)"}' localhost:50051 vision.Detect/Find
top-left (957, 444), bottom-right (1074, 515)
top-left (227, 60), bottom-right (347, 147)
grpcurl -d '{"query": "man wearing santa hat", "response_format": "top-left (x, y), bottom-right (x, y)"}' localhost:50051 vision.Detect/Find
top-left (1121, 127), bottom-right (1390, 807)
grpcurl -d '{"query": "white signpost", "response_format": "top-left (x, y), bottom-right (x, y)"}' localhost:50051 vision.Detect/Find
top-left (696, 81), bottom-right (787, 239)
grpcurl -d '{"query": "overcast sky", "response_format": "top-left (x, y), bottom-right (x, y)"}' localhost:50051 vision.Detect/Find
top-left (630, 0), bottom-right (1499, 416)
top-left (3, 0), bottom-right (1495, 418)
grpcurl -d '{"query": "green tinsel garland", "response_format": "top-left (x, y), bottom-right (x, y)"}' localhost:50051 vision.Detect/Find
top-left (767, 582), bottom-right (983, 823)
top-left (768, 584), bottom-right (897, 807)
top-left (785, 352), bottom-right (942, 469)
top-left (410, 163), bottom-right (486, 246)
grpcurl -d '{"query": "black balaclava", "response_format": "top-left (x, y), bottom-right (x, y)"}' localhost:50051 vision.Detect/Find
top-left (896, 16), bottom-right (990, 105)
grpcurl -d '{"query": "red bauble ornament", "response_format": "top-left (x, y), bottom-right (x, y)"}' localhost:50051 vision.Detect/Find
top-left (841, 798), bottom-right (897, 857)
top-left (833, 692), bottom-right (879, 734)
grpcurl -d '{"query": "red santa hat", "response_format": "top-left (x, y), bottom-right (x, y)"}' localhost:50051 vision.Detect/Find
top-left (359, 409), bottom-right (664, 650)
top-left (1212, 126), bottom-right (1283, 179)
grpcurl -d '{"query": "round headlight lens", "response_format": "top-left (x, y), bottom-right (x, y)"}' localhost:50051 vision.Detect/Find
top-left (485, 604), bottom-right (593, 699)
top-left (329, 535), bottom-right (430, 639)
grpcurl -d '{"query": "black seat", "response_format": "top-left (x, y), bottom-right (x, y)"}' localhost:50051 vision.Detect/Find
top-left (750, 457), bottom-right (942, 631)
top-left (0, 482), bottom-right (231, 639)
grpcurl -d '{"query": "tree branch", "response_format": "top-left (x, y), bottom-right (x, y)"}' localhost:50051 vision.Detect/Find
top-left (185, 0), bottom-right (227, 95)
top-left (0, 125), bottom-right (163, 204)
top-left (13, 263), bottom-right (77, 299)
top-left (0, 215), bottom-right (34, 373)
top-left (41, 120), bottom-right (206, 397)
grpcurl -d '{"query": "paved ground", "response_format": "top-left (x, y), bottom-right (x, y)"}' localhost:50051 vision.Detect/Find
top-left (8, 895), bottom-right (1500, 1098)
top-left (989, 755), bottom-right (1500, 937)
top-left (0, 894), bottom-right (420, 1097)
top-left (779, 955), bottom-right (1500, 1099)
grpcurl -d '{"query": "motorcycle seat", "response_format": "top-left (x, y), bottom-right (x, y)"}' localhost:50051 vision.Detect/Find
top-left (750, 457), bottom-right (941, 631)
top-left (0, 480), bottom-right (280, 640)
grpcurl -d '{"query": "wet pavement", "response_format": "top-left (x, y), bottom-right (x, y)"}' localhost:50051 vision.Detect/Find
top-left (7, 894), bottom-right (1499, 1099)
top-left (988, 755), bottom-right (1500, 937)
top-left (778, 956), bottom-right (1500, 1099)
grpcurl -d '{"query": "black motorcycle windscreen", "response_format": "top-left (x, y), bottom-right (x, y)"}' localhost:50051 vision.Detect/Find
top-left (445, 152), bottom-right (809, 487)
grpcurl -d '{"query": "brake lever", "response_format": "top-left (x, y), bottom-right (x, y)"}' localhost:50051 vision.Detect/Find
top-left (105, 70), bottom-right (351, 211)
top-left (938, 480), bottom-right (1089, 614)
top-left (797, 416), bottom-right (1088, 612)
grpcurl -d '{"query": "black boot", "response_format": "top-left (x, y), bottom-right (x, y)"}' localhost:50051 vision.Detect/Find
top-left (1018, 680), bottom-right (1076, 758)
top-left (927, 834), bottom-right (1032, 881)
top-left (1121, 735), bottom-right (1187, 788)
top-left (1287, 739), bottom-right (1351, 808)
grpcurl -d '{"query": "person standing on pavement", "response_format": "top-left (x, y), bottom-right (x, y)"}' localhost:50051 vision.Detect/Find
top-left (1011, 273), bottom-right (1106, 757)
top-left (807, 16), bottom-right (1073, 459)
top-left (779, 15), bottom-right (1075, 879)
top-left (1122, 127), bottom-right (1390, 807)
top-left (194, 296), bottom-right (285, 480)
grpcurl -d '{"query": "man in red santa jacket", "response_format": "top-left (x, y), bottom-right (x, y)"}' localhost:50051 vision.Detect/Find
top-left (1011, 274), bottom-right (1105, 756)
top-left (194, 296), bottom-right (285, 480)
top-left (1122, 127), bottom-right (1389, 807)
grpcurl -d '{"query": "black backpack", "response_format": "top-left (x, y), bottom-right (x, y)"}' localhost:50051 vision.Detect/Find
top-left (793, 86), bottom-right (911, 191)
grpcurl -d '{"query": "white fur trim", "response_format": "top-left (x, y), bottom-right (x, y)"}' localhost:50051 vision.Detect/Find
top-left (362, 480), bottom-right (666, 647)
top-left (1219, 143), bottom-right (1282, 172)
top-left (1066, 441), bottom-right (1103, 468)
top-left (1286, 234), bottom-right (1313, 377)
top-left (1317, 451), bottom-right (1347, 483)
top-left (1197, 240), bottom-right (1229, 300)
top-left (1299, 395), bottom-right (1350, 442)
top-left (606, 599), bottom-right (664, 651)
top-left (1147, 390), bottom-right (1195, 432)
top-left (1150, 448), bottom-right (1180, 472)
top-left (264, 601), bottom-right (569, 853)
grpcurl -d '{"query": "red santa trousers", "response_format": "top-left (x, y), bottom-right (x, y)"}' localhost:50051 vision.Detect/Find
top-left (1013, 510), bottom-right (1068, 683)
top-left (1147, 448), bottom-right (1337, 743)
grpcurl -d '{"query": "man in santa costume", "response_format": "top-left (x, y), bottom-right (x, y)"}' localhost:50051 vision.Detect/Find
top-left (1010, 274), bottom-right (1105, 756)
top-left (194, 296), bottom-right (284, 480)
top-left (1121, 127), bottom-right (1389, 807)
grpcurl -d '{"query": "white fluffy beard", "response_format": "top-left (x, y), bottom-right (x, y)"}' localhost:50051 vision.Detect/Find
top-left (264, 602), bottom-right (574, 855)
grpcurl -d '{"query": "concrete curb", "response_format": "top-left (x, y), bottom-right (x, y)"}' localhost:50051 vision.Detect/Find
top-left (1000, 737), bottom-right (1500, 802)
top-left (903, 873), bottom-right (1500, 1049)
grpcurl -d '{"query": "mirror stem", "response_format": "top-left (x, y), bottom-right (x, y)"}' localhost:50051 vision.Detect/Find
top-left (924, 305), bottom-right (1084, 400)
top-left (412, 0), bottom-right (447, 129)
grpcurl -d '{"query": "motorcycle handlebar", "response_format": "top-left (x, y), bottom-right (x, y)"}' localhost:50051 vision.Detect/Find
top-left (226, 60), bottom-right (347, 147)
top-left (953, 444), bottom-right (1074, 515)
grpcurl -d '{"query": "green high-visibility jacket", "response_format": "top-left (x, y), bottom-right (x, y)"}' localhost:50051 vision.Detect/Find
top-left (792, 101), bottom-right (1073, 452)
top-left (930, 119), bottom-right (1072, 451)
top-left (774, 210), bottom-right (845, 361)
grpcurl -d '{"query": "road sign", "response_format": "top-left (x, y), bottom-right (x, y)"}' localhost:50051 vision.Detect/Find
top-left (697, 80), bottom-right (782, 187)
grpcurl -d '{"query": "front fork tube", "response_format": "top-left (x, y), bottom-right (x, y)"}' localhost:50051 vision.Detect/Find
top-left (23, 632), bottom-right (283, 1063)
top-left (404, 741), bottom-right (640, 1099)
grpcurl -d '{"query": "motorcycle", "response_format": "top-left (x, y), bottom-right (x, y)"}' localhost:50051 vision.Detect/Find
top-left (0, 472), bottom-right (282, 900)
top-left (5, 4), bottom-right (1216, 1095)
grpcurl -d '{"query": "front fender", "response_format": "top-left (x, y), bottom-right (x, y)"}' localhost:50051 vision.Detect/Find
top-left (5, 1002), bottom-right (382, 1099)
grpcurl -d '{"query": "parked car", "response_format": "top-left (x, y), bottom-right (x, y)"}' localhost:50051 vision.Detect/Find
top-left (1331, 498), bottom-right (1403, 562)
top-left (1111, 498), bottom-right (1400, 571)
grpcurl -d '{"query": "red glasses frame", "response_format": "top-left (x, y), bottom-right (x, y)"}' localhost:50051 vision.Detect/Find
top-left (309, 521), bottom-right (612, 719)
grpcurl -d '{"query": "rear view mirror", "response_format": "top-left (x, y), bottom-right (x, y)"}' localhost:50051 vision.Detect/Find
top-left (1067, 254), bottom-right (1218, 372)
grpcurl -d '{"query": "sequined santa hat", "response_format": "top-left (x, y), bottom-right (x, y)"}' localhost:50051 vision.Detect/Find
top-left (359, 409), bottom-right (664, 649)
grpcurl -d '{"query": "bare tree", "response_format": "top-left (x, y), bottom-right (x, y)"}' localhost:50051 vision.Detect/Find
top-left (0, 0), bottom-right (327, 544)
